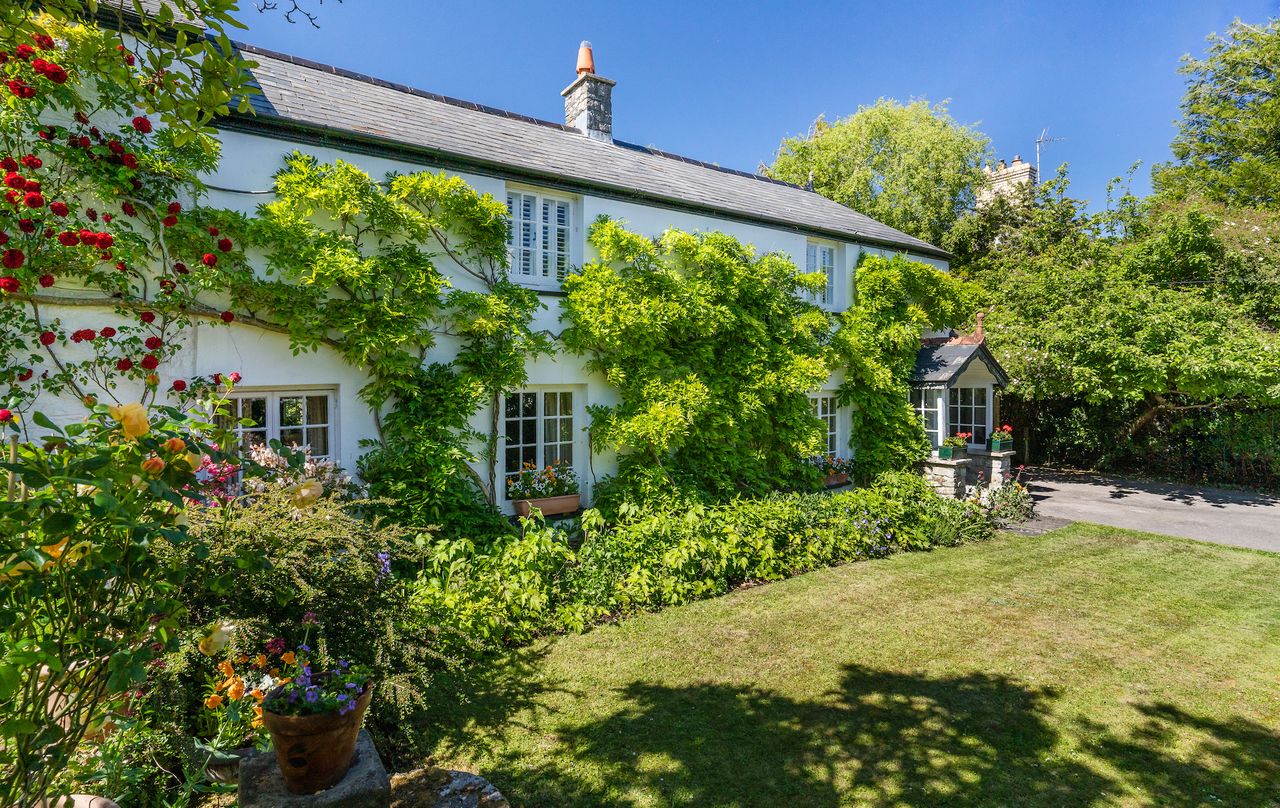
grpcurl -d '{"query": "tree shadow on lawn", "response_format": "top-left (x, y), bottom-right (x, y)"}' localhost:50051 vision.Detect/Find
top-left (434, 662), bottom-right (1280, 807)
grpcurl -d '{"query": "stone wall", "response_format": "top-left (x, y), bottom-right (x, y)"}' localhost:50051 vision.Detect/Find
top-left (921, 449), bottom-right (1017, 499)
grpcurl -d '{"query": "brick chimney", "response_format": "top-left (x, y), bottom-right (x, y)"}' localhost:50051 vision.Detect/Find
top-left (561, 41), bottom-right (615, 143)
top-left (978, 154), bottom-right (1037, 207)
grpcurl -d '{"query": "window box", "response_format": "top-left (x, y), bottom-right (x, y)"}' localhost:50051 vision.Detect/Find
top-left (990, 438), bottom-right (1012, 452)
top-left (512, 493), bottom-right (581, 518)
top-left (938, 445), bottom-right (965, 461)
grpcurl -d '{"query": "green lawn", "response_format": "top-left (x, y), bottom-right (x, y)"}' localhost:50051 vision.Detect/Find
top-left (420, 524), bottom-right (1280, 807)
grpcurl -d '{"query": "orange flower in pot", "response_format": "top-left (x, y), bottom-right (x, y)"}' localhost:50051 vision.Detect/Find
top-left (258, 642), bottom-right (373, 794)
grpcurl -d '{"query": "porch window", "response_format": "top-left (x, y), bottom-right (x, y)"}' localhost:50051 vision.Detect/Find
top-left (948, 387), bottom-right (988, 444)
top-left (810, 393), bottom-right (840, 455)
top-left (911, 388), bottom-right (941, 447)
top-left (215, 390), bottom-right (335, 459)
top-left (503, 390), bottom-right (575, 487)
top-left (507, 190), bottom-right (571, 287)
top-left (805, 242), bottom-right (837, 308)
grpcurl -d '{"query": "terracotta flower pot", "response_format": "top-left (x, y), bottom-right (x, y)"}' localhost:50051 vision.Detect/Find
top-left (260, 682), bottom-right (372, 795)
top-left (823, 472), bottom-right (849, 487)
top-left (512, 493), bottom-right (580, 517)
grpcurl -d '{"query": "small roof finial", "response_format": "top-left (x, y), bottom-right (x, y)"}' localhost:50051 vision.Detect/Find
top-left (576, 40), bottom-right (595, 75)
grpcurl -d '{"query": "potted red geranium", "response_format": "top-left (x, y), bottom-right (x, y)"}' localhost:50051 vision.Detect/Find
top-left (507, 461), bottom-right (580, 517)
top-left (990, 424), bottom-right (1013, 452)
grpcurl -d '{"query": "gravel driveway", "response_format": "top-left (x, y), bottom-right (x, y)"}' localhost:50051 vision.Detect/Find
top-left (1025, 468), bottom-right (1280, 552)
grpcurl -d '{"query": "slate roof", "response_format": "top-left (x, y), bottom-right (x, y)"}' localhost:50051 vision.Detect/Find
top-left (218, 43), bottom-right (948, 259)
top-left (911, 343), bottom-right (1009, 387)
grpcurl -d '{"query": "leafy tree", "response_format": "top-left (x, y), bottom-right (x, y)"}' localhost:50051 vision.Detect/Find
top-left (1153, 18), bottom-right (1280, 209)
top-left (768, 99), bottom-right (990, 246)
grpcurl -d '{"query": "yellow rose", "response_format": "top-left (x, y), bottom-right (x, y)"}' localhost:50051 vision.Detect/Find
top-left (163, 437), bottom-right (186, 453)
top-left (107, 402), bottom-right (150, 440)
top-left (197, 621), bottom-right (236, 657)
top-left (288, 480), bottom-right (324, 510)
top-left (141, 456), bottom-right (166, 477)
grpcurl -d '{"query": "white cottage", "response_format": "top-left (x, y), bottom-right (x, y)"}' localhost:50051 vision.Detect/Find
top-left (50, 35), bottom-right (1002, 510)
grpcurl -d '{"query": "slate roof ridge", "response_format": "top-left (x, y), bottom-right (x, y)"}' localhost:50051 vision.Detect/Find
top-left (231, 40), bottom-right (805, 193)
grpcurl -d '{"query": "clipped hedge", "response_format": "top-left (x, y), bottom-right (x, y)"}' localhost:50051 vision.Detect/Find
top-left (410, 473), bottom-right (994, 656)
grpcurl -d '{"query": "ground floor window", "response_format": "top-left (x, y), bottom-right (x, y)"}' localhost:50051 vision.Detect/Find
top-left (503, 390), bottom-right (575, 487)
top-left (810, 393), bottom-right (840, 455)
top-left (948, 386), bottom-right (989, 444)
top-left (215, 390), bottom-right (335, 459)
top-left (911, 388), bottom-right (941, 447)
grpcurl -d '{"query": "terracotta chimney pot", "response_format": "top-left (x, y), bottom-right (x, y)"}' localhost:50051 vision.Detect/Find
top-left (975, 311), bottom-right (985, 342)
top-left (576, 40), bottom-right (595, 75)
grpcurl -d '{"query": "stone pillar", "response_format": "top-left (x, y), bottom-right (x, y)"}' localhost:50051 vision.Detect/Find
top-left (964, 448), bottom-right (1017, 491)
top-left (921, 456), bottom-right (967, 499)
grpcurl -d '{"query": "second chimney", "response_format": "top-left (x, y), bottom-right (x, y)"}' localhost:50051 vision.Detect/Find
top-left (561, 41), bottom-right (615, 143)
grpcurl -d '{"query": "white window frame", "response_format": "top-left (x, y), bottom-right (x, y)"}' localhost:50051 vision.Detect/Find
top-left (217, 387), bottom-right (339, 461)
top-left (948, 385), bottom-right (992, 447)
top-left (809, 391), bottom-right (845, 457)
top-left (501, 388), bottom-right (578, 497)
top-left (506, 187), bottom-right (575, 289)
top-left (911, 387), bottom-right (943, 448)
top-left (805, 241), bottom-right (838, 310)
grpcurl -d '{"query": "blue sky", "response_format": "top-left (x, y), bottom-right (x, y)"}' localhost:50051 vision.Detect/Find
top-left (237, 0), bottom-right (1279, 210)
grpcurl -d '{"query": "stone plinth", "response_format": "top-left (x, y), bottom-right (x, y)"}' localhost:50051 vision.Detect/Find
top-left (240, 730), bottom-right (390, 808)
top-left (964, 449), bottom-right (1017, 490)
top-left (922, 456), bottom-right (968, 499)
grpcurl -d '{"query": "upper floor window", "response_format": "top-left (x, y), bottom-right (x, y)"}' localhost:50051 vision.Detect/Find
top-left (507, 190), bottom-right (571, 288)
top-left (810, 392), bottom-right (840, 456)
top-left (215, 389), bottom-right (335, 460)
top-left (805, 242), bottom-right (837, 308)
top-left (503, 390), bottom-right (575, 489)
top-left (948, 387), bottom-right (989, 445)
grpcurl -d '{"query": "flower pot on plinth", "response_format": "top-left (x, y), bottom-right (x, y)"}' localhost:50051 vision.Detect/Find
top-left (513, 493), bottom-right (580, 518)
top-left (990, 439), bottom-right (1012, 452)
top-left (260, 682), bottom-right (372, 795)
top-left (823, 472), bottom-right (849, 487)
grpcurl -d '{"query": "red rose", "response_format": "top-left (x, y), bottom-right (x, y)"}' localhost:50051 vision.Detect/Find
top-left (167, 202), bottom-right (181, 215)
top-left (100, 327), bottom-right (116, 338)
top-left (18, 219), bottom-right (35, 234)
top-left (228, 372), bottom-right (242, 383)
top-left (17, 369), bottom-right (32, 381)
top-left (4, 190), bottom-right (18, 205)
top-left (0, 158), bottom-right (14, 171)
top-left (121, 154), bottom-right (139, 170)
top-left (102, 213), bottom-right (112, 223)
top-left (213, 373), bottom-right (222, 384)
top-left (162, 215), bottom-right (177, 228)
top-left (171, 379), bottom-right (187, 392)
top-left (220, 311), bottom-right (235, 323)
top-left (39, 331), bottom-right (55, 345)
top-left (1, 249), bottom-right (23, 269)
top-left (0, 409), bottom-right (11, 423)
top-left (43, 228), bottom-right (53, 239)
top-left (57, 231), bottom-right (78, 246)
top-left (19, 155), bottom-right (40, 169)
top-left (201, 254), bottom-right (217, 267)
top-left (140, 354), bottom-right (159, 370)
top-left (121, 202), bottom-right (137, 217)
top-left (131, 116), bottom-right (152, 134)
top-left (96, 232), bottom-right (113, 248)
top-left (116, 358), bottom-right (133, 372)
top-left (5, 173), bottom-right (25, 190)
top-left (0, 276), bottom-right (19, 293)
top-left (37, 128), bottom-right (53, 141)
top-left (208, 226), bottom-right (220, 236)
top-left (49, 201), bottom-right (68, 216)
top-left (217, 238), bottom-right (233, 253)
top-left (23, 191), bottom-right (44, 208)
top-left (38, 274), bottom-right (53, 288)
top-left (107, 140), bottom-right (124, 155)
top-left (159, 278), bottom-right (175, 292)
top-left (46, 66), bottom-right (67, 84)
top-left (173, 262), bottom-right (188, 275)
top-left (115, 262), bottom-right (127, 273)
top-left (22, 180), bottom-right (39, 192)
top-left (140, 311), bottom-right (156, 324)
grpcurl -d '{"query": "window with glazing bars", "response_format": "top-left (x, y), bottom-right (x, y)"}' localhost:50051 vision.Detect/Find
top-left (911, 388), bottom-right (940, 447)
top-left (503, 390), bottom-right (574, 485)
top-left (806, 243), bottom-right (837, 306)
top-left (810, 393), bottom-right (840, 455)
top-left (214, 391), bottom-right (334, 459)
top-left (506, 192), bottom-right (570, 284)
top-left (948, 387), bottom-right (988, 444)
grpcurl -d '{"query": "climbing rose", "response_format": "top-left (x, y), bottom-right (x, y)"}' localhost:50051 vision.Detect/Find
top-left (17, 369), bottom-right (32, 381)
top-left (131, 116), bottom-right (152, 134)
top-left (17, 219), bottom-right (35, 234)
top-left (19, 155), bottom-right (40, 169)
top-left (161, 215), bottom-right (177, 228)
top-left (39, 331), bottom-right (55, 345)
top-left (220, 310), bottom-right (234, 323)
top-left (140, 311), bottom-right (156, 324)
top-left (228, 372), bottom-right (242, 383)
top-left (38, 274), bottom-right (53, 288)
top-left (217, 238), bottom-right (233, 253)
top-left (57, 231), bottom-right (78, 246)
top-left (167, 201), bottom-right (181, 214)
top-left (115, 358), bottom-right (133, 372)
top-left (122, 202), bottom-right (136, 217)
top-left (171, 379), bottom-right (187, 392)
top-left (202, 254), bottom-right (217, 267)
top-left (0, 276), bottom-right (18, 293)
top-left (49, 201), bottom-right (68, 216)
top-left (145, 336), bottom-right (162, 350)
top-left (0, 232), bottom-right (7, 245)
top-left (96, 232), bottom-right (113, 248)
top-left (108, 402), bottom-right (149, 439)
top-left (121, 154), bottom-right (138, 170)
top-left (208, 226), bottom-right (219, 236)
top-left (173, 262), bottom-right (188, 275)
top-left (140, 354), bottom-right (159, 370)
top-left (2, 249), bottom-right (23, 269)
top-left (0, 409), bottom-right (11, 423)
top-left (100, 327), bottom-right (116, 338)
top-left (23, 191), bottom-right (44, 208)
